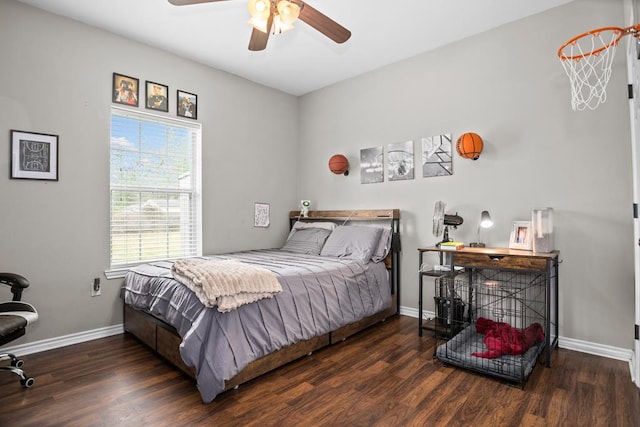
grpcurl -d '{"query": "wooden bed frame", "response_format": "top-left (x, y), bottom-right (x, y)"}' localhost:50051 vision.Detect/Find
top-left (123, 209), bottom-right (401, 393)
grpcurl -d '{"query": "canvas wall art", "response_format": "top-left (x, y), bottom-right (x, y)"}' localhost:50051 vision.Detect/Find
top-left (422, 133), bottom-right (453, 177)
top-left (387, 140), bottom-right (414, 181)
top-left (360, 146), bottom-right (384, 184)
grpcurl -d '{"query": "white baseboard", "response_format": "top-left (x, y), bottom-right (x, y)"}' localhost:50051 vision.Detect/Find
top-left (400, 306), bottom-right (430, 320)
top-left (560, 337), bottom-right (635, 383)
top-left (402, 306), bottom-right (634, 365)
top-left (2, 324), bottom-right (124, 356)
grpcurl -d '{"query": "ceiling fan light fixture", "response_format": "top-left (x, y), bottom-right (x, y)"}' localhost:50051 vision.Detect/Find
top-left (276, 0), bottom-right (301, 25)
top-left (248, 0), bottom-right (270, 20)
top-left (272, 14), bottom-right (295, 34)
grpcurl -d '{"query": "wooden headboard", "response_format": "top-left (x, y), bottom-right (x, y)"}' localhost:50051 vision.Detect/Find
top-left (288, 209), bottom-right (401, 314)
top-left (288, 209), bottom-right (400, 222)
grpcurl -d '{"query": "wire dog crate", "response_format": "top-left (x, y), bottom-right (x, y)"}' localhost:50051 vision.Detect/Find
top-left (435, 269), bottom-right (547, 384)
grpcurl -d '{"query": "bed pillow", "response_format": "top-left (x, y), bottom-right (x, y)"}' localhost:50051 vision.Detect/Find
top-left (370, 226), bottom-right (393, 263)
top-left (286, 221), bottom-right (337, 241)
top-left (281, 227), bottom-right (332, 255)
top-left (320, 225), bottom-right (383, 262)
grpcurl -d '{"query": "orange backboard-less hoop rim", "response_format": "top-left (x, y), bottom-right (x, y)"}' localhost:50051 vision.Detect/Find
top-left (558, 24), bottom-right (640, 111)
top-left (557, 26), bottom-right (628, 60)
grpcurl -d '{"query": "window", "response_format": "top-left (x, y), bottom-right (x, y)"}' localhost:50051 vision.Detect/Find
top-left (108, 107), bottom-right (201, 273)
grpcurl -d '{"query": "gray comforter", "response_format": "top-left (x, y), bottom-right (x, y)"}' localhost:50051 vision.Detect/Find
top-left (121, 249), bottom-right (391, 403)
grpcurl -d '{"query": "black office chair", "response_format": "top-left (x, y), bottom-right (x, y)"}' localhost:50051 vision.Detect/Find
top-left (0, 273), bottom-right (38, 387)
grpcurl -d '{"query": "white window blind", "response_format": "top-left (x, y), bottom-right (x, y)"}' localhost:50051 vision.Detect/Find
top-left (109, 107), bottom-right (202, 269)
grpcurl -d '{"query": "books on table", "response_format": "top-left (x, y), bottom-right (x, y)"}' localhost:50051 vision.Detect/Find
top-left (439, 241), bottom-right (465, 251)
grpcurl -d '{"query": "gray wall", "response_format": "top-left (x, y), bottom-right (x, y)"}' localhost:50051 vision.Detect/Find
top-left (298, 0), bottom-right (635, 349)
top-left (0, 1), bottom-right (299, 342)
top-left (0, 0), bottom-right (635, 352)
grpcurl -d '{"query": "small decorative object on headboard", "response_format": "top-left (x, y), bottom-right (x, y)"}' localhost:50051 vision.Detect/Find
top-left (300, 200), bottom-right (311, 217)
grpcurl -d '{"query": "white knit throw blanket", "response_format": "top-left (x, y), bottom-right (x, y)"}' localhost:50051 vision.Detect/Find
top-left (171, 258), bottom-right (282, 312)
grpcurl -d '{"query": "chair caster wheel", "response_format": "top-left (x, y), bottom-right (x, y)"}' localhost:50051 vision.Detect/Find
top-left (11, 359), bottom-right (24, 368)
top-left (21, 377), bottom-right (35, 388)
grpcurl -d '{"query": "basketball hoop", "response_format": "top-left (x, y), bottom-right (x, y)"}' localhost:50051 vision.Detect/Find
top-left (558, 25), bottom-right (640, 111)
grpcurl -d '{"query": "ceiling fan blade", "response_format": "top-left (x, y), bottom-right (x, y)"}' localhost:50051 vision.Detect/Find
top-left (249, 27), bottom-right (270, 51)
top-left (298, 2), bottom-right (351, 44)
top-left (168, 0), bottom-right (230, 6)
top-left (249, 13), bottom-right (272, 51)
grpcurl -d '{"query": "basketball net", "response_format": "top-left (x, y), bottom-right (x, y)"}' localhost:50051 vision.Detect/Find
top-left (558, 25), bottom-right (640, 111)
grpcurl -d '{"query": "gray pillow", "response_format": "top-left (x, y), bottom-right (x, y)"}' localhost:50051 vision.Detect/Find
top-left (320, 226), bottom-right (383, 262)
top-left (281, 228), bottom-right (332, 255)
top-left (371, 227), bottom-right (393, 263)
top-left (286, 221), bottom-right (336, 241)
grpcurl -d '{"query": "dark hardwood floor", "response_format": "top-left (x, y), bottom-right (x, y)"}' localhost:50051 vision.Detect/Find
top-left (1, 315), bottom-right (638, 426)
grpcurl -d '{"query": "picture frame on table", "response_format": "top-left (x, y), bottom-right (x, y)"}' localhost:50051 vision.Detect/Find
top-left (509, 221), bottom-right (533, 250)
top-left (112, 72), bottom-right (139, 107)
top-left (145, 81), bottom-right (169, 112)
top-left (10, 130), bottom-right (59, 181)
top-left (177, 90), bottom-right (198, 119)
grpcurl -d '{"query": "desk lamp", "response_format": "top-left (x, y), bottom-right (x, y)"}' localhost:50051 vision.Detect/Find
top-left (469, 210), bottom-right (493, 247)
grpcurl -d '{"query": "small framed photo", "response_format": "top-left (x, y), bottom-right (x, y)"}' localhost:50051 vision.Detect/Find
top-left (177, 90), bottom-right (198, 119)
top-left (254, 202), bottom-right (270, 227)
top-left (509, 221), bottom-right (533, 250)
top-left (145, 81), bottom-right (169, 112)
top-left (10, 130), bottom-right (59, 181)
top-left (112, 73), bottom-right (139, 107)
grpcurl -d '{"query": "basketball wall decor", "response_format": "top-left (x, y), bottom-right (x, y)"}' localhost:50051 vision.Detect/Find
top-left (456, 132), bottom-right (484, 160)
top-left (329, 154), bottom-right (349, 176)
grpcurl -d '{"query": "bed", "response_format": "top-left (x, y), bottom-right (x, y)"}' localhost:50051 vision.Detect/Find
top-left (121, 209), bottom-right (400, 403)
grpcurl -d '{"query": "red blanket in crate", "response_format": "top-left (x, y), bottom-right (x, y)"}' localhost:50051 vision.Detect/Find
top-left (471, 317), bottom-right (544, 359)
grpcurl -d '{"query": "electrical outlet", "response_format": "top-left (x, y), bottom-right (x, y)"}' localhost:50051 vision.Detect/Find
top-left (91, 277), bottom-right (101, 297)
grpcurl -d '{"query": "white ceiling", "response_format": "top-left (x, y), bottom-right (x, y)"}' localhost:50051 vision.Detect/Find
top-left (17, 0), bottom-right (574, 96)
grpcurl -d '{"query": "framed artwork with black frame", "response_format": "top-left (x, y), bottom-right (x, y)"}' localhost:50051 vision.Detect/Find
top-left (10, 130), bottom-right (59, 181)
top-left (509, 221), bottom-right (533, 250)
top-left (146, 81), bottom-right (169, 112)
top-left (112, 72), bottom-right (139, 107)
top-left (177, 90), bottom-right (198, 119)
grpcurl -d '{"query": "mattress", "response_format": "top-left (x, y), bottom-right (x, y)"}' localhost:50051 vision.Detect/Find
top-left (435, 324), bottom-right (545, 383)
top-left (121, 249), bottom-right (391, 402)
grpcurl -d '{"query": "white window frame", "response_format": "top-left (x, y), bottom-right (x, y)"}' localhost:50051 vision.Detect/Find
top-left (106, 106), bottom-right (202, 278)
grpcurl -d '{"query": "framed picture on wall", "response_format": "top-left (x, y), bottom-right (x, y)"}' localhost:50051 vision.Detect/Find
top-left (387, 140), bottom-right (414, 181)
top-left (112, 72), bottom-right (139, 107)
top-left (10, 130), bottom-right (59, 181)
top-left (254, 202), bottom-right (270, 227)
top-left (422, 133), bottom-right (453, 177)
top-left (145, 81), bottom-right (169, 112)
top-left (509, 221), bottom-right (533, 250)
top-left (177, 90), bottom-right (198, 119)
top-left (360, 146), bottom-right (384, 184)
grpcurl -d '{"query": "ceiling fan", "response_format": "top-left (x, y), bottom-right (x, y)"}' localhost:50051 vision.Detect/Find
top-left (168, 0), bottom-right (351, 51)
